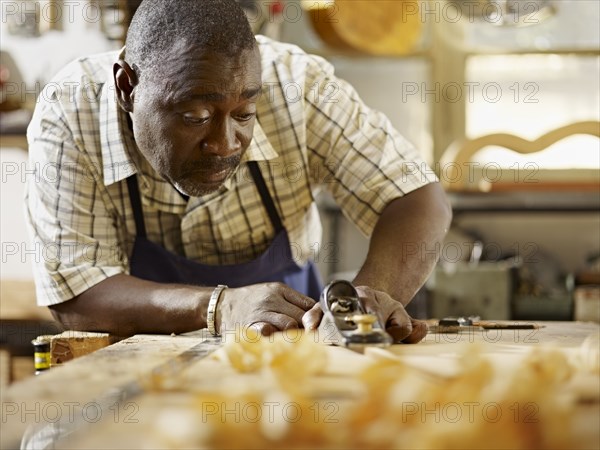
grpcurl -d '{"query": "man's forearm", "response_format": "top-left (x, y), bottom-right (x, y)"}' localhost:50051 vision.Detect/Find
top-left (49, 274), bottom-right (212, 336)
top-left (353, 182), bottom-right (452, 306)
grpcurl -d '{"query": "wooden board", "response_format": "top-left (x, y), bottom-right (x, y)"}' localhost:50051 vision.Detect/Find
top-left (1, 323), bottom-right (598, 449)
top-left (50, 331), bottom-right (121, 365)
top-left (0, 331), bottom-right (217, 449)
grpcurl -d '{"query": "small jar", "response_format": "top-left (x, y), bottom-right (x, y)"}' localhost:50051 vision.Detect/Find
top-left (32, 335), bottom-right (52, 375)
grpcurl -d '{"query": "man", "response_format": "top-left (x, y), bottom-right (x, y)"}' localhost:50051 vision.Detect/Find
top-left (26, 0), bottom-right (451, 342)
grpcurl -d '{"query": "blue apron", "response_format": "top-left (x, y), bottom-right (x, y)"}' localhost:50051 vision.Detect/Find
top-left (126, 161), bottom-right (323, 300)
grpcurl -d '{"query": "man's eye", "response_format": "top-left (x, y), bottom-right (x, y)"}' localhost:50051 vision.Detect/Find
top-left (237, 113), bottom-right (256, 122)
top-left (182, 114), bottom-right (209, 125)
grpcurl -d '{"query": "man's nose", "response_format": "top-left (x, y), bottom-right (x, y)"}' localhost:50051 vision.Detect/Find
top-left (201, 118), bottom-right (240, 157)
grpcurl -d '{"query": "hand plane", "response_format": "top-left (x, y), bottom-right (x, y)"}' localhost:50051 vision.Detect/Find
top-left (318, 280), bottom-right (393, 350)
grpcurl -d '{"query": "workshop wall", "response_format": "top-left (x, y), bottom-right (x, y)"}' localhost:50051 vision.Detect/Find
top-left (1, 1), bottom-right (598, 316)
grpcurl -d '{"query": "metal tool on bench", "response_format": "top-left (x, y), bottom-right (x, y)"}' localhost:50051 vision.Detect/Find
top-left (318, 280), bottom-right (393, 349)
top-left (428, 316), bottom-right (484, 333)
top-left (429, 316), bottom-right (542, 333)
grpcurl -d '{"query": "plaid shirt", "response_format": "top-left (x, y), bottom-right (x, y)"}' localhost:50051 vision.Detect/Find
top-left (25, 36), bottom-right (437, 306)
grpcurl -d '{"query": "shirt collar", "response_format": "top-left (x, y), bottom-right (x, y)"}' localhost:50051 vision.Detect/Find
top-left (98, 48), bottom-right (279, 213)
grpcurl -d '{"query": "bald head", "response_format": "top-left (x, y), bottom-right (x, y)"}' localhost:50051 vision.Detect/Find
top-left (125, 0), bottom-right (256, 81)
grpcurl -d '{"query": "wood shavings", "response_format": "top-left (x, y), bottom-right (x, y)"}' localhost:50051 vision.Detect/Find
top-left (215, 328), bottom-right (328, 381)
top-left (147, 336), bottom-right (598, 449)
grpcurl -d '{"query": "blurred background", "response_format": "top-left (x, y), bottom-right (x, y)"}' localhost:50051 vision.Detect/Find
top-left (1, 0), bottom-right (599, 382)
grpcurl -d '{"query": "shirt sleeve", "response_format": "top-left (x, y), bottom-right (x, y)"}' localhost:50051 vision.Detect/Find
top-left (25, 85), bottom-right (126, 306)
top-left (303, 54), bottom-right (439, 237)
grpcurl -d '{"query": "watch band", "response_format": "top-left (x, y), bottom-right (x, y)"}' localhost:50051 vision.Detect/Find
top-left (207, 285), bottom-right (227, 336)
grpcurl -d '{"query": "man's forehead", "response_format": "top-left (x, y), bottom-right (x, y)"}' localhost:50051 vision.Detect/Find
top-left (145, 44), bottom-right (262, 100)
top-left (159, 40), bottom-right (260, 73)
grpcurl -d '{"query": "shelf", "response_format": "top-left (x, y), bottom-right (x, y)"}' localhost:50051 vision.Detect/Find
top-left (448, 191), bottom-right (600, 214)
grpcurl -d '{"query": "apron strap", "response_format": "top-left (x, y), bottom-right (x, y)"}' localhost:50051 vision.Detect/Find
top-left (247, 161), bottom-right (284, 233)
top-left (126, 175), bottom-right (147, 239)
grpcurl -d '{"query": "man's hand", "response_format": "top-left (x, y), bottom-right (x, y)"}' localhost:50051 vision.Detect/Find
top-left (354, 286), bottom-right (427, 343)
top-left (301, 285), bottom-right (427, 344)
top-left (216, 282), bottom-right (317, 336)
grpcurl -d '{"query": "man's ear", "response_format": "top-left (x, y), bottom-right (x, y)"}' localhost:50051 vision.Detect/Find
top-left (113, 60), bottom-right (138, 113)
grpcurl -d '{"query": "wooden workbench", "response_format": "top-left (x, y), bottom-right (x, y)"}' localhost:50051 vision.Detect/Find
top-left (1, 322), bottom-right (598, 449)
